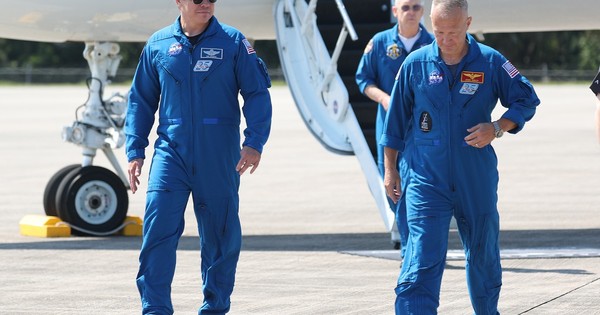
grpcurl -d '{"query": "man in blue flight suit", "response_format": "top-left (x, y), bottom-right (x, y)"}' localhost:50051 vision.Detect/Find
top-left (125, 0), bottom-right (272, 314)
top-left (590, 69), bottom-right (600, 143)
top-left (381, 0), bottom-right (540, 313)
top-left (355, 0), bottom-right (433, 254)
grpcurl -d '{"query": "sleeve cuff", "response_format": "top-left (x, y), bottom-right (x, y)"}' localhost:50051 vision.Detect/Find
top-left (126, 149), bottom-right (146, 162)
top-left (379, 134), bottom-right (405, 153)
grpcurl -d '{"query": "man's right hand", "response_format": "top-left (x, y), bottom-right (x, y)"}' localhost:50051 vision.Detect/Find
top-left (384, 169), bottom-right (401, 204)
top-left (128, 158), bottom-right (144, 194)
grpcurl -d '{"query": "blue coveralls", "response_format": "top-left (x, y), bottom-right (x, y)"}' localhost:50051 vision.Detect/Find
top-left (125, 16), bottom-right (272, 315)
top-left (355, 24), bottom-right (433, 255)
top-left (381, 34), bottom-right (540, 314)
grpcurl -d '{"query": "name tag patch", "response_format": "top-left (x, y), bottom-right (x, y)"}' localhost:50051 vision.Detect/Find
top-left (194, 60), bottom-right (213, 72)
top-left (460, 83), bottom-right (479, 95)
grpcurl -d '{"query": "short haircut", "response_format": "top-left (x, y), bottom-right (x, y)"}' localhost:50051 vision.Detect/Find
top-left (431, 0), bottom-right (468, 16)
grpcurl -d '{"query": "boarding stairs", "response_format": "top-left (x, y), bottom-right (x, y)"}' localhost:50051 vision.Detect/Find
top-left (274, 0), bottom-right (397, 236)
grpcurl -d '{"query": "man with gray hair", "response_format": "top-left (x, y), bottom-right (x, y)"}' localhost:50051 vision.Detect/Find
top-left (381, 0), bottom-right (540, 313)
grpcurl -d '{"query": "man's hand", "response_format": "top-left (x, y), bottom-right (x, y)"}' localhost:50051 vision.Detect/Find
top-left (128, 158), bottom-right (144, 194)
top-left (464, 122), bottom-right (495, 148)
top-left (236, 146), bottom-right (261, 175)
top-left (384, 168), bottom-right (401, 204)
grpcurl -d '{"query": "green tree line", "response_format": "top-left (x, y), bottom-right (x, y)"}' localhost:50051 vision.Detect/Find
top-left (0, 30), bottom-right (599, 73)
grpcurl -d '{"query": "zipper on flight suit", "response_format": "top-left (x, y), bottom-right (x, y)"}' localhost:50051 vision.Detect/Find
top-left (445, 62), bottom-right (462, 193)
top-left (189, 44), bottom-right (197, 176)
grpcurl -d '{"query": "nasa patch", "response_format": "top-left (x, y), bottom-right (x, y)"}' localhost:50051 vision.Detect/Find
top-left (419, 111), bottom-right (432, 132)
top-left (168, 43), bottom-right (183, 56)
top-left (428, 70), bottom-right (444, 85)
top-left (194, 60), bottom-right (213, 72)
top-left (201, 48), bottom-right (223, 59)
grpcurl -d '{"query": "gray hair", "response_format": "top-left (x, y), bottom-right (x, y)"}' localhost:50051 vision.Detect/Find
top-left (431, 0), bottom-right (468, 16)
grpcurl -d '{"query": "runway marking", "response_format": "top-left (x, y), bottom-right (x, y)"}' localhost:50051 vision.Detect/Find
top-left (342, 248), bottom-right (600, 261)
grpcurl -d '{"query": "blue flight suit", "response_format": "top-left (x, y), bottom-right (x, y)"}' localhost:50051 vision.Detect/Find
top-left (381, 34), bottom-right (540, 314)
top-left (125, 16), bottom-right (272, 315)
top-left (355, 24), bottom-right (433, 255)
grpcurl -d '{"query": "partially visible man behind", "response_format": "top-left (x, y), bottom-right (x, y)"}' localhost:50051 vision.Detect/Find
top-left (381, 0), bottom-right (540, 313)
top-left (355, 0), bottom-right (433, 254)
top-left (125, 0), bottom-right (272, 314)
top-left (589, 69), bottom-right (600, 143)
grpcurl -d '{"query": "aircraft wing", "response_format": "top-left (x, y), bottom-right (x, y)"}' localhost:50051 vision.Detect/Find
top-left (0, 0), bottom-right (276, 43)
top-left (424, 0), bottom-right (600, 34)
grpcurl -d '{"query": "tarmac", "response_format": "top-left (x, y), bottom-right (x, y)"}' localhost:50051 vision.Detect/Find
top-left (0, 83), bottom-right (598, 314)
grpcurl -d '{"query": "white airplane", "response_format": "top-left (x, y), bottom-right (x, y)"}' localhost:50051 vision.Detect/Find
top-left (1, 0), bottom-right (598, 238)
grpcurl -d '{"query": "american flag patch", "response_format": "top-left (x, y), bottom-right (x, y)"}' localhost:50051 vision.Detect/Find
top-left (502, 60), bottom-right (520, 78)
top-left (242, 39), bottom-right (255, 55)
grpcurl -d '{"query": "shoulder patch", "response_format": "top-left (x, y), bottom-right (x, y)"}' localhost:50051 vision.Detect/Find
top-left (363, 39), bottom-right (374, 54)
top-left (242, 38), bottom-right (255, 54)
top-left (502, 60), bottom-right (520, 78)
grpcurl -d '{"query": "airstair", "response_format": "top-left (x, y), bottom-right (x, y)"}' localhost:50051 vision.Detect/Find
top-left (274, 0), bottom-right (397, 235)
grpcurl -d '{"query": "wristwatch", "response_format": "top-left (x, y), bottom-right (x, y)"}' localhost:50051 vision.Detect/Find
top-left (492, 121), bottom-right (504, 138)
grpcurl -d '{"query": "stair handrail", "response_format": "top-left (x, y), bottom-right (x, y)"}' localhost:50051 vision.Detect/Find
top-left (293, 0), bottom-right (358, 95)
top-left (335, 0), bottom-right (358, 41)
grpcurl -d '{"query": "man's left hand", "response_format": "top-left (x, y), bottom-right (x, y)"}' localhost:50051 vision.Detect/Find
top-left (464, 122), bottom-right (495, 148)
top-left (236, 146), bottom-right (261, 175)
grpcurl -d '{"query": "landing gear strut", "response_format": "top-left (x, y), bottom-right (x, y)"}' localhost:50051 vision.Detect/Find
top-left (43, 42), bottom-right (130, 236)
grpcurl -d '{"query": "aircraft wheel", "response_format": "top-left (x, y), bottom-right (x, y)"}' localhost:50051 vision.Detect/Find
top-left (393, 241), bottom-right (401, 250)
top-left (56, 166), bottom-right (128, 236)
top-left (43, 164), bottom-right (81, 217)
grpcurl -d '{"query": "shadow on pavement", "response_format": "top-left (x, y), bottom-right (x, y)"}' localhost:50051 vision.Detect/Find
top-left (0, 229), bottom-right (598, 252)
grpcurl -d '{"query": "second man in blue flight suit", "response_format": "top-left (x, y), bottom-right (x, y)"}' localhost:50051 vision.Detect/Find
top-left (356, 0), bottom-right (434, 254)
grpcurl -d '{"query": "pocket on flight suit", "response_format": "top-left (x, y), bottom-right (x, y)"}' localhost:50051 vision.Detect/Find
top-left (196, 197), bottom-right (241, 241)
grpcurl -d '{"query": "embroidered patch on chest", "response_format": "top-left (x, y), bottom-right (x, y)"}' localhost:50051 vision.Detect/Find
top-left (386, 43), bottom-right (401, 60)
top-left (194, 60), bottom-right (213, 72)
top-left (201, 48), bottom-right (223, 59)
top-left (461, 71), bottom-right (484, 83)
top-left (419, 111), bottom-right (432, 132)
top-left (459, 83), bottom-right (479, 95)
top-left (428, 70), bottom-right (444, 85)
top-left (168, 43), bottom-right (183, 56)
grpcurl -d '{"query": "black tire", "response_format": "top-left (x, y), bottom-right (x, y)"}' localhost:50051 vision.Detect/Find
top-left (56, 166), bottom-right (128, 236)
top-left (43, 164), bottom-right (81, 216)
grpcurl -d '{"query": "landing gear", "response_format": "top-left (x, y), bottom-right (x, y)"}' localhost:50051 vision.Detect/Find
top-left (43, 164), bottom-right (80, 217)
top-left (55, 166), bottom-right (128, 236)
top-left (42, 42), bottom-right (131, 236)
